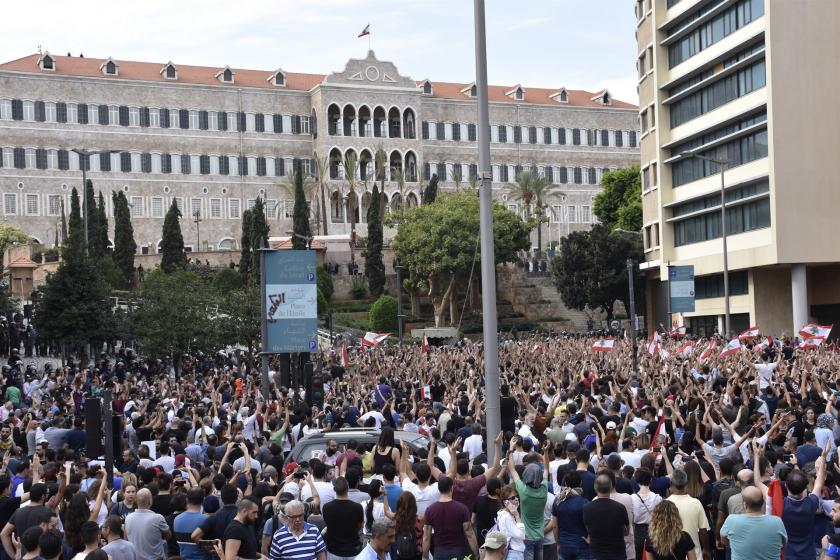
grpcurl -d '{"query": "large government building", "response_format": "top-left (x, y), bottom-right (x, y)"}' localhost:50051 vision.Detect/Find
top-left (636, 0), bottom-right (840, 336)
top-left (0, 50), bottom-right (639, 256)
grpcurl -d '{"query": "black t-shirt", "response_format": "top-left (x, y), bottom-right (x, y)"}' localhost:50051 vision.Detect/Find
top-left (152, 493), bottom-right (173, 517)
top-left (322, 499), bottom-right (363, 556)
top-left (0, 496), bottom-right (21, 530)
top-left (500, 397), bottom-right (518, 432)
top-left (10, 505), bottom-right (50, 537)
top-left (201, 504), bottom-right (238, 540)
top-left (472, 494), bottom-right (500, 547)
top-left (223, 520), bottom-right (259, 560)
top-left (582, 498), bottom-right (628, 560)
top-left (644, 531), bottom-right (695, 560)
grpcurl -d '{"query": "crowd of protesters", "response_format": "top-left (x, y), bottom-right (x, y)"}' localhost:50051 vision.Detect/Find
top-left (0, 328), bottom-right (839, 560)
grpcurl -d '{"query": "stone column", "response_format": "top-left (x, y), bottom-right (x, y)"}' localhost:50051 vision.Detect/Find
top-left (791, 264), bottom-right (808, 337)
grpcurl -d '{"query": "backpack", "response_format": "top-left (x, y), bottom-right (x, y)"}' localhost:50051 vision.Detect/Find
top-left (394, 527), bottom-right (417, 559)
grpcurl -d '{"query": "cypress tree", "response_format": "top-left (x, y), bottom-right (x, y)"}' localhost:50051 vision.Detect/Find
top-left (292, 170), bottom-right (311, 250)
top-left (84, 179), bottom-right (102, 258)
top-left (112, 191), bottom-right (137, 284)
top-left (239, 209), bottom-right (253, 283)
top-left (65, 187), bottom-right (84, 264)
top-left (96, 192), bottom-right (110, 255)
top-left (422, 173), bottom-right (439, 205)
top-left (160, 199), bottom-right (187, 273)
top-left (365, 183), bottom-right (386, 296)
top-left (249, 198), bottom-right (269, 283)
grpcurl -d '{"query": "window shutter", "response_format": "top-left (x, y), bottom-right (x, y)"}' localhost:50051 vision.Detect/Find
top-left (219, 156), bottom-right (229, 175)
top-left (58, 150), bottom-right (69, 170)
top-left (601, 129), bottom-right (609, 146)
top-left (529, 127), bottom-right (537, 144)
top-left (181, 154), bottom-right (191, 174)
top-left (452, 123), bottom-right (461, 141)
top-left (469, 164), bottom-right (478, 180)
top-left (99, 105), bottom-right (109, 125)
top-left (255, 113), bottom-right (265, 133)
top-left (257, 157), bottom-right (267, 176)
top-left (118, 106), bottom-right (129, 126)
top-left (515, 165), bottom-right (522, 178)
top-left (292, 158), bottom-right (301, 173)
top-left (179, 109), bottom-right (189, 129)
top-left (424, 162), bottom-right (431, 181)
top-left (11, 100), bottom-right (23, 120)
top-left (275, 158), bottom-right (285, 177)
top-left (560, 167), bottom-right (568, 183)
top-left (13, 148), bottom-right (24, 169)
top-left (615, 131), bottom-right (623, 147)
top-left (629, 131), bottom-right (637, 147)
top-left (200, 155), bottom-right (210, 175)
top-left (422, 121), bottom-right (429, 139)
top-left (140, 107), bottom-right (150, 127)
top-left (160, 108), bottom-right (170, 128)
top-left (544, 127), bottom-right (552, 145)
top-left (79, 152), bottom-right (90, 171)
top-left (499, 126), bottom-right (507, 143)
top-left (292, 115), bottom-right (301, 134)
top-left (217, 111), bottom-right (228, 131)
top-left (546, 167), bottom-right (554, 183)
top-left (436, 122), bottom-right (444, 140)
top-left (239, 156), bottom-right (248, 176)
top-left (141, 153), bottom-right (152, 173)
top-left (36, 149), bottom-right (47, 170)
top-left (237, 112), bottom-right (246, 132)
top-left (500, 165), bottom-right (509, 183)
top-left (199, 110), bottom-right (209, 130)
top-left (468, 123), bottom-right (477, 141)
top-left (559, 128), bottom-right (566, 145)
top-left (56, 102), bottom-right (67, 123)
top-left (513, 126), bottom-right (522, 144)
top-left (162, 153), bottom-right (172, 174)
top-left (34, 101), bottom-right (46, 122)
top-left (589, 168), bottom-right (597, 184)
top-left (121, 152), bottom-right (132, 172)
top-left (100, 152), bottom-right (111, 172)
top-left (436, 163), bottom-right (446, 178)
top-left (572, 129), bottom-right (580, 145)
top-left (273, 114), bottom-right (283, 133)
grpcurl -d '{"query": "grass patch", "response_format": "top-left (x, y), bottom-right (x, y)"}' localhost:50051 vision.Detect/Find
top-left (330, 299), bottom-right (376, 313)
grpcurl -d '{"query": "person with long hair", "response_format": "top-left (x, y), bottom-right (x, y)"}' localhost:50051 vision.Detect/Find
top-left (495, 485), bottom-right (526, 560)
top-left (644, 501), bottom-right (696, 560)
top-left (384, 491), bottom-right (421, 559)
top-left (373, 427), bottom-right (400, 475)
top-left (362, 479), bottom-right (386, 535)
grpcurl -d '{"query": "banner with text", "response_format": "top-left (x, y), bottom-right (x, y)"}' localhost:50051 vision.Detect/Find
top-left (669, 265), bottom-right (695, 313)
top-left (263, 250), bottom-right (318, 353)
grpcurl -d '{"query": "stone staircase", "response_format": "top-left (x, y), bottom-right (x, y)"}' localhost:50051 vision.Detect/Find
top-left (497, 264), bottom-right (606, 332)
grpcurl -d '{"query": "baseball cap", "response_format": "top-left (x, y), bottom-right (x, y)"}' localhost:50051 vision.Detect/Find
top-left (481, 532), bottom-right (507, 550)
top-left (606, 421), bottom-right (617, 430)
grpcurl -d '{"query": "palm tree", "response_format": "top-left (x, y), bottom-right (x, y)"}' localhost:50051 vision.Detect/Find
top-left (508, 169), bottom-right (558, 254)
top-left (280, 173), bottom-right (318, 228)
top-left (342, 151), bottom-right (360, 262)
top-left (312, 152), bottom-right (330, 236)
top-left (374, 146), bottom-right (388, 219)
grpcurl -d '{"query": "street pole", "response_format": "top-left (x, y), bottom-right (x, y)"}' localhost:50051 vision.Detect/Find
top-left (395, 261), bottom-right (404, 344)
top-left (720, 167), bottom-right (730, 338)
top-left (474, 0), bottom-right (501, 462)
top-left (193, 210), bottom-right (202, 251)
top-left (627, 259), bottom-right (638, 377)
top-left (103, 389), bottom-right (114, 488)
top-left (81, 163), bottom-right (88, 253)
top-left (259, 241), bottom-right (270, 401)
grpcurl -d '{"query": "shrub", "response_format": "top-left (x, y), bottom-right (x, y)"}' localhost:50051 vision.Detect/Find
top-left (317, 287), bottom-right (328, 315)
top-left (212, 267), bottom-right (244, 293)
top-left (369, 294), bottom-right (398, 332)
top-left (317, 266), bottom-right (334, 301)
top-left (350, 274), bottom-right (368, 299)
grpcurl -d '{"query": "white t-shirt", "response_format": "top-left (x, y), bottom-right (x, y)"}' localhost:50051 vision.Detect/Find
top-left (754, 362), bottom-right (778, 389)
top-left (549, 459), bottom-right (569, 488)
top-left (619, 451), bottom-right (642, 469)
top-left (300, 480), bottom-right (336, 506)
top-left (358, 411), bottom-right (386, 429)
top-left (401, 479), bottom-right (440, 516)
top-left (463, 434), bottom-right (484, 461)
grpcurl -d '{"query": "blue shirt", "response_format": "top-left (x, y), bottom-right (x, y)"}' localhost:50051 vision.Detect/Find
top-left (552, 494), bottom-right (589, 549)
top-left (782, 493), bottom-right (819, 560)
top-left (355, 543), bottom-right (391, 559)
top-left (721, 513), bottom-right (787, 560)
top-left (269, 523), bottom-right (326, 560)
top-left (173, 511), bottom-right (211, 560)
top-left (384, 483), bottom-right (402, 511)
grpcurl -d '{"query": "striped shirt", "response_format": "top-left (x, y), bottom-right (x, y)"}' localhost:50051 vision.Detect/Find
top-left (269, 523), bottom-right (326, 560)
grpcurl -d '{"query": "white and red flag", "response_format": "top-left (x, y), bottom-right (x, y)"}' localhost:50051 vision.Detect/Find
top-left (753, 336), bottom-right (773, 353)
top-left (421, 385), bottom-right (432, 400)
top-left (738, 326), bottom-right (760, 340)
top-left (592, 338), bottom-right (615, 352)
top-left (799, 323), bottom-right (833, 340)
top-left (421, 334), bottom-right (429, 353)
top-left (648, 332), bottom-right (661, 356)
top-left (800, 335), bottom-right (825, 350)
top-left (340, 343), bottom-right (350, 368)
top-left (670, 325), bottom-right (686, 338)
top-left (719, 338), bottom-right (743, 358)
top-left (698, 340), bottom-right (718, 362)
top-left (357, 24), bottom-right (370, 37)
top-left (362, 332), bottom-right (389, 347)
top-left (676, 341), bottom-right (694, 357)
top-left (659, 345), bottom-right (671, 359)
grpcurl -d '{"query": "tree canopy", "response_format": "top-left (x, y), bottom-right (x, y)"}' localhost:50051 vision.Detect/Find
top-left (365, 183), bottom-right (386, 296)
top-left (393, 191), bottom-right (530, 326)
top-left (592, 166), bottom-right (643, 232)
top-left (112, 191), bottom-right (137, 286)
top-left (0, 224), bottom-right (31, 262)
top-left (291, 170), bottom-right (311, 250)
top-left (160, 199), bottom-right (187, 273)
top-left (551, 224), bottom-right (644, 320)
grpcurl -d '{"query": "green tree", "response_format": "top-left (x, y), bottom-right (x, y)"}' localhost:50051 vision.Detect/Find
top-left (313, 152), bottom-right (330, 236)
top-left (592, 166), bottom-right (643, 231)
top-left (507, 169), bottom-right (559, 253)
top-left (365, 183), bottom-right (386, 296)
top-left (239, 209), bottom-right (253, 283)
top-left (422, 173), bottom-right (439, 205)
top-left (342, 151), bottom-right (360, 262)
top-left (112, 191), bottom-right (137, 286)
top-left (212, 267), bottom-right (244, 293)
top-left (317, 287), bottom-right (329, 315)
top-left (0, 278), bottom-right (18, 318)
top-left (217, 284), bottom-right (261, 354)
top-left (393, 191), bottom-right (530, 327)
top-left (65, 188), bottom-right (84, 264)
top-left (551, 224), bottom-right (644, 320)
top-left (131, 269), bottom-right (218, 374)
top-left (291, 170), bottom-right (311, 250)
top-left (317, 266), bottom-right (334, 301)
top-left (160, 199), bottom-right (187, 273)
top-left (96, 192), bottom-right (110, 256)
top-left (83, 179), bottom-right (103, 259)
top-left (369, 294), bottom-right (398, 332)
top-left (0, 224), bottom-right (31, 261)
top-left (249, 198), bottom-right (269, 283)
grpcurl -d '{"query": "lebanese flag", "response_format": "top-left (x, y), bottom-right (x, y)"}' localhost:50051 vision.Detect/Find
top-left (357, 24), bottom-right (370, 37)
top-left (719, 338), bottom-right (743, 358)
top-left (592, 338), bottom-right (615, 352)
top-left (648, 332), bottom-right (661, 356)
top-left (753, 336), bottom-right (772, 353)
top-left (677, 341), bottom-right (694, 357)
top-left (362, 332), bottom-right (389, 347)
top-left (699, 340), bottom-right (718, 362)
top-left (659, 345), bottom-right (671, 359)
top-left (421, 385), bottom-right (432, 400)
top-left (799, 323), bottom-right (833, 340)
top-left (670, 326), bottom-right (686, 338)
top-left (799, 335), bottom-right (825, 350)
top-left (421, 334), bottom-right (429, 353)
top-left (340, 343), bottom-right (350, 368)
top-left (649, 416), bottom-right (668, 450)
top-left (738, 326), bottom-right (760, 340)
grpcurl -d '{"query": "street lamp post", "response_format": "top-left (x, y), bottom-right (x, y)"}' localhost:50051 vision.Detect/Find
top-left (627, 258), bottom-right (638, 377)
top-left (193, 209), bottom-right (202, 251)
top-left (71, 149), bottom-right (120, 254)
top-left (394, 259), bottom-right (405, 344)
top-left (679, 152), bottom-right (734, 337)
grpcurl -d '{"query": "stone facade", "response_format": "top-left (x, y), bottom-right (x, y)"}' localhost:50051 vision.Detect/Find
top-left (0, 51), bottom-right (639, 255)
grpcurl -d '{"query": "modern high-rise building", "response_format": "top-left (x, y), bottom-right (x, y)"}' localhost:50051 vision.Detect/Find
top-left (636, 0), bottom-right (840, 337)
top-left (0, 51), bottom-right (639, 260)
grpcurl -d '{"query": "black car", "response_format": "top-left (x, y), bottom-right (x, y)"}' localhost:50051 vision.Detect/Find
top-left (286, 428), bottom-right (439, 465)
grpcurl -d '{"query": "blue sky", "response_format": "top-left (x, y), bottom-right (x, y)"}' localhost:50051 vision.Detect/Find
top-left (3, 0), bottom-right (639, 104)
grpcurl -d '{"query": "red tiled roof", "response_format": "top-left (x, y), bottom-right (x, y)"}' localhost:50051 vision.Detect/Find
top-left (5, 257), bottom-right (38, 268)
top-left (0, 54), bottom-right (325, 92)
top-left (0, 53), bottom-right (637, 109)
top-left (270, 240), bottom-right (327, 250)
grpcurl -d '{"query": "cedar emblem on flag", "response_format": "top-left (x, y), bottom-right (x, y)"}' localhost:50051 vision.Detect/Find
top-left (358, 24), bottom-right (370, 37)
top-left (799, 335), bottom-right (825, 350)
top-left (799, 323), bottom-right (833, 340)
top-left (422, 385), bottom-right (432, 400)
top-left (591, 338), bottom-right (615, 352)
top-left (698, 340), bottom-right (717, 362)
top-left (719, 337), bottom-right (743, 358)
top-left (738, 326), bottom-right (760, 340)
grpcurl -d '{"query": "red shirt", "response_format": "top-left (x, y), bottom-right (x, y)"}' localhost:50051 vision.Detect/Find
top-left (424, 499), bottom-right (470, 550)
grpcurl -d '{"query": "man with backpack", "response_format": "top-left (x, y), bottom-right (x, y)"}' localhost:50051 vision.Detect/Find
top-left (322, 477), bottom-right (364, 559)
